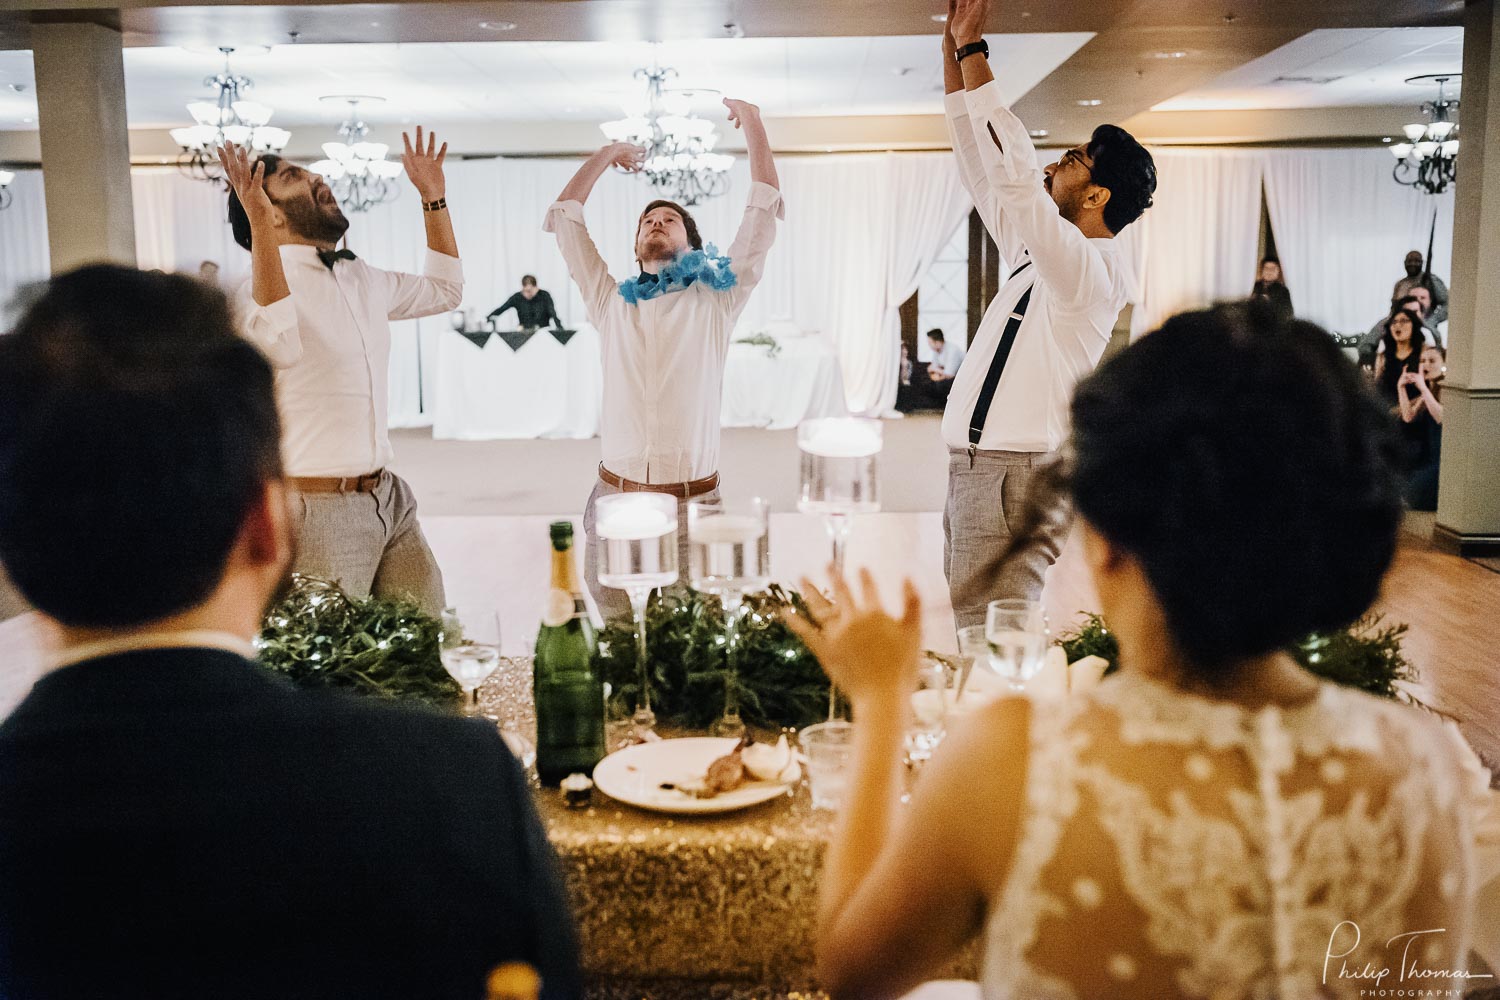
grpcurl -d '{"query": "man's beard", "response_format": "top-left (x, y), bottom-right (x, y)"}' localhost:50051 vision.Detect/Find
top-left (1055, 187), bottom-right (1087, 226)
top-left (282, 192), bottom-right (350, 245)
top-left (638, 231), bottom-right (677, 264)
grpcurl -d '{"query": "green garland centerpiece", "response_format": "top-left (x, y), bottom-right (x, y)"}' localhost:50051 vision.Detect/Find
top-left (1054, 612), bottom-right (1422, 704)
top-left (256, 576), bottom-right (459, 707)
top-left (593, 584), bottom-right (829, 731)
top-left (734, 331), bottom-right (782, 358)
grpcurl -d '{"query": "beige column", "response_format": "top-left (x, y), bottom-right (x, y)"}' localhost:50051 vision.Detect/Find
top-left (1435, 0), bottom-right (1500, 556)
top-left (30, 16), bottom-right (136, 273)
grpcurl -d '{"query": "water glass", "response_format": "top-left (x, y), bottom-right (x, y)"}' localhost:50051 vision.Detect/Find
top-left (801, 720), bottom-right (855, 811)
top-left (907, 659), bottom-right (953, 763)
top-left (440, 607), bottom-right (502, 717)
top-left (984, 599), bottom-right (1047, 688)
top-left (688, 498), bottom-right (771, 598)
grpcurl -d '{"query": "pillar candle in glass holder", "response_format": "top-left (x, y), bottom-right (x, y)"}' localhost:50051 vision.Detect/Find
top-left (595, 492), bottom-right (679, 591)
top-left (798, 417), bottom-right (882, 515)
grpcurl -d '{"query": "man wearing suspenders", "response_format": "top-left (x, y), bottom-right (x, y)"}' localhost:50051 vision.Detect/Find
top-left (940, 0), bottom-right (1158, 629)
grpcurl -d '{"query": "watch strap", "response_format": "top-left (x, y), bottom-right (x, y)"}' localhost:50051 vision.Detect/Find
top-left (955, 40), bottom-right (989, 64)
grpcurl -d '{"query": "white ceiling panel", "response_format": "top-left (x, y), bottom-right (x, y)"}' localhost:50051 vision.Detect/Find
top-left (0, 32), bottom-right (1093, 132)
top-left (1154, 28), bottom-right (1464, 112)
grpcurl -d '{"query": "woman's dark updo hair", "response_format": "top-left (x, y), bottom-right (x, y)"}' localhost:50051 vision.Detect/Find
top-left (1067, 301), bottom-right (1405, 675)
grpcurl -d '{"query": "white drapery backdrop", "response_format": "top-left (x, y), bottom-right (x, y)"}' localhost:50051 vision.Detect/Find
top-left (1262, 148), bottom-right (1455, 335)
top-left (0, 147), bottom-right (1459, 402)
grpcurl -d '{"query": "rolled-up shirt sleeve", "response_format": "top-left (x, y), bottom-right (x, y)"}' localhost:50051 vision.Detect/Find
top-left (544, 200), bottom-right (617, 327)
top-left (723, 181), bottom-right (784, 320)
top-left (965, 82), bottom-right (1111, 314)
top-left (237, 283), bottom-right (302, 368)
top-left (381, 249), bottom-right (465, 322)
top-left (945, 91), bottom-right (1024, 271)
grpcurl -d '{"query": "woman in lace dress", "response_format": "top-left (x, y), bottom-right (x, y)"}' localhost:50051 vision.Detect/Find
top-left (795, 303), bottom-right (1488, 1000)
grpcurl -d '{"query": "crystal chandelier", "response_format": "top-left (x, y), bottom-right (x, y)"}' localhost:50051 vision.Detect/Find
top-left (0, 170), bottom-right (13, 211)
top-left (601, 66), bottom-right (734, 206)
top-left (309, 96), bottom-right (405, 213)
top-left (170, 47), bottom-right (291, 188)
top-left (1389, 75), bottom-right (1461, 196)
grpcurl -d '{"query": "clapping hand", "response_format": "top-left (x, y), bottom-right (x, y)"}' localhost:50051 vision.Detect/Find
top-left (784, 568), bottom-right (922, 708)
top-left (401, 126), bottom-right (448, 201)
top-left (723, 98), bottom-right (761, 130)
top-left (1398, 369), bottom-right (1424, 389)
top-left (601, 142), bottom-right (646, 172)
top-left (950, 0), bottom-right (987, 46)
top-left (217, 142), bottom-right (275, 227)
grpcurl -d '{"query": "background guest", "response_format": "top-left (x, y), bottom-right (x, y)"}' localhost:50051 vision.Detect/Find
top-left (197, 259), bottom-right (221, 286)
top-left (925, 328), bottom-right (966, 385)
top-left (1398, 343), bottom-right (1446, 511)
top-left (1394, 249), bottom-right (1449, 326)
top-left (1375, 306), bottom-right (1426, 406)
top-left (796, 302), bottom-right (1482, 1000)
top-left (0, 265), bottom-right (581, 1000)
top-left (488, 274), bottom-right (559, 330)
top-left (1359, 293), bottom-right (1434, 366)
top-left (1249, 255), bottom-right (1292, 319)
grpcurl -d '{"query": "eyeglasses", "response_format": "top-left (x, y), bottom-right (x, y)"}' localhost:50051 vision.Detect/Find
top-left (1059, 148), bottom-right (1095, 177)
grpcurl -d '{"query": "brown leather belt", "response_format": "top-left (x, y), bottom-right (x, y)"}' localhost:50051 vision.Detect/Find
top-left (597, 464), bottom-right (719, 499)
top-left (289, 470), bottom-right (385, 494)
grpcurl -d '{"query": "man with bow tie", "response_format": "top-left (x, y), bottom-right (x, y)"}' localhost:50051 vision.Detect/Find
top-left (222, 129), bottom-right (461, 615)
top-left (545, 98), bottom-right (783, 619)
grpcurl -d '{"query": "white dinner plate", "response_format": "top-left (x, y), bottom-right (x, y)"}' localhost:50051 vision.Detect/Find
top-left (591, 737), bottom-right (797, 815)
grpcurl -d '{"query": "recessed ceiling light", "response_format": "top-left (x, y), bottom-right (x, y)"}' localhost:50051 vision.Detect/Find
top-left (1029, 128), bottom-right (1049, 138)
top-left (1382, 136), bottom-right (1393, 143)
top-left (478, 20), bottom-right (517, 31)
top-left (1076, 99), bottom-right (1102, 106)
top-left (931, 13), bottom-right (948, 22)
top-left (369, 21), bottom-right (380, 27)
top-left (1151, 50), bottom-right (1189, 60)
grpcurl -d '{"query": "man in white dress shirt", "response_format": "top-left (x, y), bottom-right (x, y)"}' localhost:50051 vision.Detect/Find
top-left (941, 0), bottom-right (1157, 629)
top-left (220, 130), bottom-right (462, 615)
top-left (545, 99), bottom-right (783, 618)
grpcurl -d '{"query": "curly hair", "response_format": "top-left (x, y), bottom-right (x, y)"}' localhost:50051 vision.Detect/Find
top-left (1086, 125), bottom-right (1156, 234)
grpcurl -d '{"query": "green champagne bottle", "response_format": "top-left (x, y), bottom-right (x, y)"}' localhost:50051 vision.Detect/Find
top-left (534, 521), bottom-right (605, 787)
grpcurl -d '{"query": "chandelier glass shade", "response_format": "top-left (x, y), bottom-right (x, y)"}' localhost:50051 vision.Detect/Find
top-left (1389, 76), bottom-right (1461, 197)
top-left (601, 66), bottom-right (734, 206)
top-left (171, 48), bottom-right (291, 187)
top-left (309, 97), bottom-right (405, 213)
top-left (0, 170), bottom-right (14, 211)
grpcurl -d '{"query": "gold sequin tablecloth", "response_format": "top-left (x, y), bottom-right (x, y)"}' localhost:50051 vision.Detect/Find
top-left (481, 658), bottom-right (980, 999)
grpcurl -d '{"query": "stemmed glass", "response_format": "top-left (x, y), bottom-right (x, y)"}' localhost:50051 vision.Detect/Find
top-left (907, 658), bottom-right (953, 765)
top-left (984, 599), bottom-right (1048, 690)
top-left (439, 606), bottom-right (502, 718)
top-left (797, 417), bottom-right (882, 719)
top-left (688, 498), bottom-right (771, 739)
top-left (595, 492), bottom-right (679, 740)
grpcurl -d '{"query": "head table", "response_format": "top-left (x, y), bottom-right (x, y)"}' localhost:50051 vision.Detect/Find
top-left (479, 656), bottom-right (980, 1000)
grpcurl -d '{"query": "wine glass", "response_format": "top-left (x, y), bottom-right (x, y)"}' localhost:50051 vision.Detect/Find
top-left (688, 497), bottom-right (771, 739)
top-left (440, 607), bottom-right (502, 718)
top-left (595, 492), bottom-right (679, 740)
top-left (907, 658), bottom-right (953, 765)
top-left (984, 599), bottom-right (1048, 690)
top-left (797, 417), bottom-right (882, 720)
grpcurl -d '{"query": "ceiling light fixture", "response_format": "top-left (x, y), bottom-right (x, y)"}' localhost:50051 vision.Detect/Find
top-left (170, 47), bottom-right (291, 188)
top-left (1389, 74), bottom-right (1461, 196)
top-left (1151, 50), bottom-right (1189, 60)
top-left (478, 21), bottom-right (517, 31)
top-left (1075, 98), bottom-right (1102, 106)
top-left (1028, 128), bottom-right (1049, 139)
top-left (309, 96), bottom-right (405, 213)
top-left (931, 13), bottom-right (948, 21)
top-left (600, 64), bottom-right (733, 206)
top-left (0, 169), bottom-right (14, 211)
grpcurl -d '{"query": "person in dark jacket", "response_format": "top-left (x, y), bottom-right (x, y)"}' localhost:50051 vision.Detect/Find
top-left (1250, 256), bottom-right (1292, 320)
top-left (489, 274), bottom-right (560, 329)
top-left (0, 265), bottom-right (582, 1000)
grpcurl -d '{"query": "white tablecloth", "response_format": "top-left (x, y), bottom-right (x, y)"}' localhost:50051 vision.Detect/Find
top-left (432, 326), bottom-right (603, 441)
top-left (429, 324), bottom-right (848, 440)
top-left (720, 335), bottom-right (850, 429)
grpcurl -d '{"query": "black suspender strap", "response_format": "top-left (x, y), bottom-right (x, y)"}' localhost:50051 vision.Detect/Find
top-left (967, 259), bottom-right (1035, 458)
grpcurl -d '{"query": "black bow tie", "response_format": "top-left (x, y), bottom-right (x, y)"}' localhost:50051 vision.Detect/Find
top-left (316, 248), bottom-right (358, 270)
top-left (637, 271), bottom-right (660, 286)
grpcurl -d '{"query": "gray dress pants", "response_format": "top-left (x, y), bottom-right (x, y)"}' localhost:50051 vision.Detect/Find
top-left (293, 470), bottom-right (446, 616)
top-left (943, 447), bottom-right (1068, 631)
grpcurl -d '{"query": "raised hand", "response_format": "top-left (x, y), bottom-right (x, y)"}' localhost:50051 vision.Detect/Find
top-left (951, 0), bottom-right (987, 46)
top-left (217, 142), bottom-right (274, 227)
top-left (784, 568), bottom-right (923, 707)
top-left (722, 98), bottom-right (761, 131)
top-left (601, 142), bottom-right (646, 172)
top-left (401, 126), bottom-right (448, 201)
top-left (942, 0), bottom-right (958, 58)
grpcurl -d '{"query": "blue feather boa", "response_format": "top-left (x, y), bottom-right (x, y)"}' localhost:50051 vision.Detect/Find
top-left (618, 244), bottom-right (738, 304)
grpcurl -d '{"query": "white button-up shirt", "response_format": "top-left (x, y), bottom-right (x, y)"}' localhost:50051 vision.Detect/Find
top-left (933, 341), bottom-right (967, 377)
top-left (544, 183), bottom-right (784, 484)
top-left (940, 83), bottom-right (1130, 454)
top-left (237, 246), bottom-right (464, 477)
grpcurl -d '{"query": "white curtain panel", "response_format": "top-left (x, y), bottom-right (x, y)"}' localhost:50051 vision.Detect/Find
top-left (1128, 148), bottom-right (1266, 338)
top-left (131, 168), bottom-right (250, 284)
top-left (1262, 148), bottom-right (1455, 336)
top-left (0, 169), bottom-right (51, 325)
